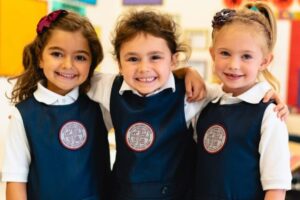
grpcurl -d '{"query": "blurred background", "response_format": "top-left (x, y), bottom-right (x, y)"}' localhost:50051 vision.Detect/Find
top-left (0, 0), bottom-right (300, 199)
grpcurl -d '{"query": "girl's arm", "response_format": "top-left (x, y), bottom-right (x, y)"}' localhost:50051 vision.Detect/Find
top-left (262, 90), bottom-right (289, 121)
top-left (259, 104), bottom-right (292, 198)
top-left (89, 72), bottom-right (116, 107)
top-left (173, 67), bottom-right (206, 102)
top-left (2, 107), bottom-right (31, 200)
top-left (6, 182), bottom-right (27, 200)
top-left (264, 189), bottom-right (286, 200)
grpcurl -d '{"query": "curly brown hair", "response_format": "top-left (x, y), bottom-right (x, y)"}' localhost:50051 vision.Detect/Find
top-left (111, 9), bottom-right (190, 64)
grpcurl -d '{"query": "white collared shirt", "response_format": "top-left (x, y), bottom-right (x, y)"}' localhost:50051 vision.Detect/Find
top-left (34, 82), bottom-right (79, 105)
top-left (210, 81), bottom-right (272, 105)
top-left (118, 73), bottom-right (176, 97)
top-left (88, 72), bottom-right (222, 130)
top-left (195, 82), bottom-right (292, 190)
top-left (1, 83), bottom-right (81, 182)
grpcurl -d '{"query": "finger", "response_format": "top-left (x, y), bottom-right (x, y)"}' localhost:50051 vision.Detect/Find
top-left (185, 80), bottom-right (192, 98)
top-left (263, 89), bottom-right (273, 102)
top-left (275, 105), bottom-right (289, 121)
top-left (273, 103), bottom-right (284, 112)
top-left (198, 89), bottom-right (206, 101)
top-left (277, 110), bottom-right (286, 121)
top-left (192, 87), bottom-right (206, 101)
top-left (189, 82), bottom-right (203, 101)
top-left (187, 90), bottom-right (196, 102)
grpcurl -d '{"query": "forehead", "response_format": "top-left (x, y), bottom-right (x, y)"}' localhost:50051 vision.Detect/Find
top-left (120, 33), bottom-right (170, 53)
top-left (214, 23), bottom-right (267, 51)
top-left (45, 29), bottom-right (89, 50)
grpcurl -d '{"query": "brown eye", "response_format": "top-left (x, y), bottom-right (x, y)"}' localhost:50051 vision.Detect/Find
top-left (151, 55), bottom-right (162, 60)
top-left (127, 57), bottom-right (139, 62)
top-left (220, 51), bottom-right (230, 57)
top-left (242, 54), bottom-right (252, 60)
top-left (75, 55), bottom-right (87, 61)
top-left (51, 51), bottom-right (63, 58)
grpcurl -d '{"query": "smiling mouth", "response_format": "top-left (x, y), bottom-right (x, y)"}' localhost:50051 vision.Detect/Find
top-left (135, 77), bottom-right (157, 82)
top-left (56, 72), bottom-right (77, 79)
top-left (224, 72), bottom-right (244, 79)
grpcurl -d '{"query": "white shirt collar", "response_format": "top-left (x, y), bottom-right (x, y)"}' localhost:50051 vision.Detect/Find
top-left (33, 82), bottom-right (79, 105)
top-left (212, 81), bottom-right (271, 105)
top-left (119, 73), bottom-right (176, 97)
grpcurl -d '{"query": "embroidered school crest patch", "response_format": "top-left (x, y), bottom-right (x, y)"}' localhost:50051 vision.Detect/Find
top-left (59, 121), bottom-right (87, 150)
top-left (126, 122), bottom-right (155, 152)
top-left (203, 124), bottom-right (226, 153)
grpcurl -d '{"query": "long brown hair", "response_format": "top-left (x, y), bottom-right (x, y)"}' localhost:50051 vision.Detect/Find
top-left (9, 11), bottom-right (103, 103)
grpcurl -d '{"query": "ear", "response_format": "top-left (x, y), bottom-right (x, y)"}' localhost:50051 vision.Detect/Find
top-left (170, 53), bottom-right (178, 70)
top-left (209, 47), bottom-right (217, 73)
top-left (260, 53), bottom-right (273, 71)
top-left (118, 61), bottom-right (122, 75)
top-left (39, 58), bottom-right (44, 69)
top-left (209, 47), bottom-right (215, 61)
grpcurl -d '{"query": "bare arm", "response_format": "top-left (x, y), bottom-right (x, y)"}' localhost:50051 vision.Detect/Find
top-left (264, 189), bottom-right (286, 200)
top-left (173, 67), bottom-right (206, 101)
top-left (6, 182), bottom-right (27, 200)
top-left (263, 90), bottom-right (289, 121)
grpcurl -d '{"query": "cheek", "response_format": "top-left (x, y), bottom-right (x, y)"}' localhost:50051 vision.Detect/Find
top-left (213, 62), bottom-right (223, 72)
top-left (81, 65), bottom-right (91, 78)
top-left (119, 67), bottom-right (132, 80)
top-left (119, 61), bottom-right (134, 75)
top-left (251, 67), bottom-right (260, 77)
top-left (215, 59), bottom-right (228, 69)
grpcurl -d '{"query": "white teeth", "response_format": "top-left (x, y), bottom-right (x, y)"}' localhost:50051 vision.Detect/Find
top-left (57, 72), bottom-right (76, 79)
top-left (225, 73), bottom-right (242, 77)
top-left (138, 77), bottom-right (155, 82)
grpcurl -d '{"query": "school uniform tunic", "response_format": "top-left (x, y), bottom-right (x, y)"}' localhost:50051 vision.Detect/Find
top-left (194, 82), bottom-right (291, 200)
top-left (110, 76), bottom-right (196, 200)
top-left (12, 85), bottom-right (110, 200)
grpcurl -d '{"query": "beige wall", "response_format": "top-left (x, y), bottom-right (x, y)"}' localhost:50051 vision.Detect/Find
top-left (287, 114), bottom-right (300, 135)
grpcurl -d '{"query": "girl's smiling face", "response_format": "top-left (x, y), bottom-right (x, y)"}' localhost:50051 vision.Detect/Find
top-left (118, 33), bottom-right (177, 96)
top-left (40, 29), bottom-right (91, 95)
top-left (210, 23), bottom-right (272, 96)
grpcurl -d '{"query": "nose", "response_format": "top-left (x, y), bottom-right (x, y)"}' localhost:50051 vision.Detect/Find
top-left (138, 60), bottom-right (150, 72)
top-left (62, 56), bottom-right (72, 69)
top-left (228, 57), bottom-right (239, 70)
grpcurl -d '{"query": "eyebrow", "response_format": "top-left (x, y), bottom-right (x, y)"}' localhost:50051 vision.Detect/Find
top-left (217, 48), bottom-right (254, 54)
top-left (124, 51), bottom-right (164, 56)
top-left (47, 46), bottom-right (91, 56)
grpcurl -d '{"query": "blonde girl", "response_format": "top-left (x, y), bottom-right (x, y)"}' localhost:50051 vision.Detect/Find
top-left (194, 2), bottom-right (291, 200)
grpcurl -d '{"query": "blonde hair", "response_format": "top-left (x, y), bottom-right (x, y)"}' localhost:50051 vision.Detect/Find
top-left (211, 2), bottom-right (280, 91)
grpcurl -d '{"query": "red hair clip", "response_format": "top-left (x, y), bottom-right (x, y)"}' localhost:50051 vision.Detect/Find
top-left (36, 9), bottom-right (68, 34)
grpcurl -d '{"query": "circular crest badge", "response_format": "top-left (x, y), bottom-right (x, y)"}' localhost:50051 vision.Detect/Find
top-left (59, 121), bottom-right (87, 150)
top-left (203, 124), bottom-right (227, 154)
top-left (126, 122), bottom-right (155, 152)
